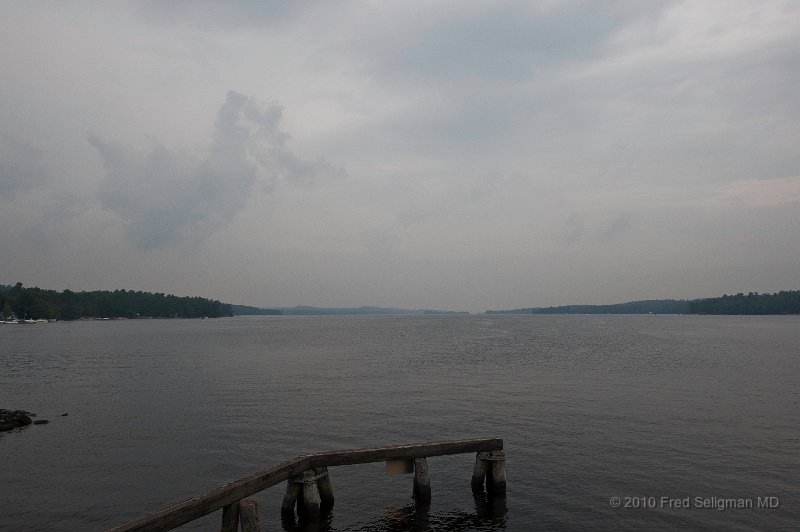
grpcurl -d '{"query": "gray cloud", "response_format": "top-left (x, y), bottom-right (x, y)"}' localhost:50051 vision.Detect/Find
top-left (562, 212), bottom-right (634, 244)
top-left (564, 215), bottom-right (585, 244)
top-left (336, 1), bottom-right (674, 148)
top-left (361, 229), bottom-right (400, 258)
top-left (0, 134), bottom-right (49, 200)
top-left (136, 0), bottom-right (306, 29)
top-left (599, 213), bottom-right (633, 242)
top-left (371, 3), bottom-right (639, 82)
top-left (90, 91), bottom-right (341, 249)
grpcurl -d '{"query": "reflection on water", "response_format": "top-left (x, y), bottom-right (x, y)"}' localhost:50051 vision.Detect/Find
top-left (279, 490), bottom-right (507, 532)
top-left (349, 494), bottom-right (507, 532)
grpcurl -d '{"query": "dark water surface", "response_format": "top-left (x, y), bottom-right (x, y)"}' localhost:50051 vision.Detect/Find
top-left (2, 315), bottom-right (798, 531)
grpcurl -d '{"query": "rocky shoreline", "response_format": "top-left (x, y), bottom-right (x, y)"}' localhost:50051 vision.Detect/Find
top-left (0, 409), bottom-right (54, 432)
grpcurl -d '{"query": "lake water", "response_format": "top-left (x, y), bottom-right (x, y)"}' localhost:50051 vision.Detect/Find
top-left (1, 315), bottom-right (798, 531)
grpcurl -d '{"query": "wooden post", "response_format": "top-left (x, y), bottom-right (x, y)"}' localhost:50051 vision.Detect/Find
top-left (220, 501), bottom-right (239, 532)
top-left (300, 469), bottom-right (322, 516)
top-left (281, 476), bottom-right (302, 516)
top-left (487, 450), bottom-right (506, 498)
top-left (412, 457), bottom-right (431, 505)
top-left (238, 499), bottom-right (260, 532)
top-left (314, 466), bottom-right (334, 511)
top-left (471, 451), bottom-right (489, 494)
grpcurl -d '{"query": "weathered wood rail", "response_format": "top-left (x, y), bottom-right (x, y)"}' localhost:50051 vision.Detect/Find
top-left (107, 437), bottom-right (504, 532)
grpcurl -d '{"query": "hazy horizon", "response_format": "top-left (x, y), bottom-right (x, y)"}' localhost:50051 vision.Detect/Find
top-left (6, 280), bottom-right (790, 316)
top-left (2, 1), bottom-right (799, 313)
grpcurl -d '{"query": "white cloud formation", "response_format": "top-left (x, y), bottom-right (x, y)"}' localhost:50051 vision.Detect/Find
top-left (89, 91), bottom-right (342, 249)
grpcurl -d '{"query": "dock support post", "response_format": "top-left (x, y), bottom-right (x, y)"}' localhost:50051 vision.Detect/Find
top-left (301, 469), bottom-right (322, 516)
top-left (281, 477), bottom-right (302, 517)
top-left (282, 468), bottom-right (332, 518)
top-left (220, 501), bottom-right (239, 532)
top-left (471, 452), bottom-right (490, 494)
top-left (486, 450), bottom-right (506, 498)
top-left (413, 457), bottom-right (431, 505)
top-left (472, 450), bottom-right (506, 498)
top-left (238, 499), bottom-right (260, 532)
top-left (315, 466), bottom-right (335, 511)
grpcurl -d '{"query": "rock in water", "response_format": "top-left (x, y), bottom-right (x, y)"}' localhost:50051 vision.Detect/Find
top-left (0, 409), bottom-right (38, 431)
top-left (14, 413), bottom-right (32, 426)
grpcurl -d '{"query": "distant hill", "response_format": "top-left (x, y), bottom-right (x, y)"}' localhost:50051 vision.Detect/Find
top-left (278, 306), bottom-right (467, 316)
top-left (487, 290), bottom-right (800, 315)
top-left (486, 299), bottom-right (690, 315)
top-left (231, 304), bottom-right (282, 316)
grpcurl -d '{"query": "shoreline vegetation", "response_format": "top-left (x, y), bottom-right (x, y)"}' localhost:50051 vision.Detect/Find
top-left (0, 283), bottom-right (231, 321)
top-left (486, 290), bottom-right (800, 315)
top-left (3, 283), bottom-right (799, 320)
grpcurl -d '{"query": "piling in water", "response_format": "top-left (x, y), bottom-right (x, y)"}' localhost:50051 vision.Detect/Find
top-left (413, 457), bottom-right (431, 505)
top-left (471, 450), bottom-right (506, 498)
top-left (238, 499), bottom-right (260, 532)
top-left (220, 502), bottom-right (239, 532)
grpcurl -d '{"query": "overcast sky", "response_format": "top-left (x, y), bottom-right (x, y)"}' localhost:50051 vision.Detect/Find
top-left (2, 1), bottom-right (799, 311)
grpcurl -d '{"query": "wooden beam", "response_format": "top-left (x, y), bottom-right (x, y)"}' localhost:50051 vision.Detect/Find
top-left (306, 438), bottom-right (503, 468)
top-left (107, 457), bottom-right (310, 532)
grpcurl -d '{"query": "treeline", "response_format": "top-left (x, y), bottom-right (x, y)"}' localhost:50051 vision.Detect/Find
top-left (0, 283), bottom-right (232, 320)
top-left (486, 291), bottom-right (800, 315)
top-left (688, 291), bottom-right (800, 315)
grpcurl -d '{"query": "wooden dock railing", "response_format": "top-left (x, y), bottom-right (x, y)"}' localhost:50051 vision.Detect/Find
top-left (107, 437), bottom-right (505, 532)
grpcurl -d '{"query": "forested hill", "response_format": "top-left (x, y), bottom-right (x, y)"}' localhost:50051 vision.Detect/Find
top-left (0, 283), bottom-right (232, 320)
top-left (487, 291), bottom-right (800, 315)
top-left (688, 291), bottom-right (800, 314)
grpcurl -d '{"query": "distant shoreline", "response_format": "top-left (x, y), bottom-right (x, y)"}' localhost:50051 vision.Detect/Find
top-left (486, 290), bottom-right (800, 316)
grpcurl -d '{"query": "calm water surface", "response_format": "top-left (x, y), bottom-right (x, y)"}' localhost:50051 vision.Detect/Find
top-left (2, 315), bottom-right (798, 531)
